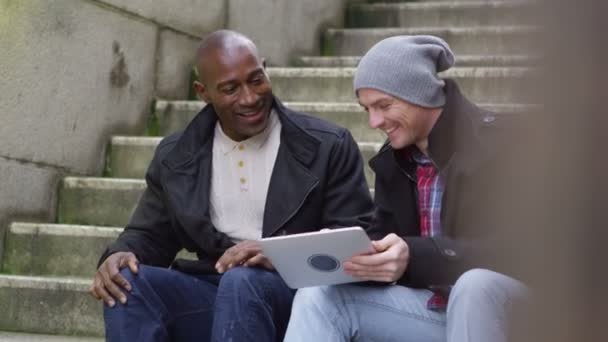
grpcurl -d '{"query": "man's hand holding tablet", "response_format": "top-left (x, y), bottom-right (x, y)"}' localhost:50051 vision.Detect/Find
top-left (343, 233), bottom-right (410, 282)
top-left (259, 227), bottom-right (374, 289)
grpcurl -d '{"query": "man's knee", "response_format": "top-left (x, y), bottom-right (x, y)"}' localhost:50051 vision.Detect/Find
top-left (218, 267), bottom-right (291, 302)
top-left (451, 269), bottom-right (524, 305)
top-left (293, 286), bottom-right (335, 307)
top-left (220, 267), bottom-right (279, 290)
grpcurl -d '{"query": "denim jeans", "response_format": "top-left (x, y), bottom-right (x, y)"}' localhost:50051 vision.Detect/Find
top-left (103, 265), bottom-right (295, 342)
top-left (283, 269), bottom-right (526, 342)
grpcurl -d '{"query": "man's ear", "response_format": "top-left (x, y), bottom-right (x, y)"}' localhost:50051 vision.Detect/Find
top-left (193, 80), bottom-right (210, 103)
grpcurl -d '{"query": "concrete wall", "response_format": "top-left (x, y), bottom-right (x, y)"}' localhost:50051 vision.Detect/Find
top-left (0, 0), bottom-right (224, 243)
top-left (0, 0), bottom-right (346, 254)
top-left (227, 0), bottom-right (347, 65)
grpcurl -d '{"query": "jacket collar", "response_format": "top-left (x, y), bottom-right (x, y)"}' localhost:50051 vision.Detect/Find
top-left (159, 95), bottom-right (321, 238)
top-left (370, 79), bottom-right (490, 178)
top-left (162, 96), bottom-right (319, 171)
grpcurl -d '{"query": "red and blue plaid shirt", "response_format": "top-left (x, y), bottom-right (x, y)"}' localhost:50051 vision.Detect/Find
top-left (410, 149), bottom-right (449, 311)
top-left (412, 151), bottom-right (444, 237)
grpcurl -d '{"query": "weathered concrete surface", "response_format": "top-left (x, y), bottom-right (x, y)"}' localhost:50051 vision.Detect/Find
top-left (3, 223), bottom-right (121, 277)
top-left (156, 29), bottom-right (200, 100)
top-left (0, 275), bottom-right (103, 336)
top-left (295, 55), bottom-right (539, 68)
top-left (227, 0), bottom-right (347, 66)
top-left (61, 140), bottom-right (379, 227)
top-left (154, 100), bottom-right (533, 138)
top-left (324, 26), bottom-right (539, 56)
top-left (0, 159), bottom-right (61, 267)
top-left (0, 0), bottom-right (159, 236)
top-left (96, 0), bottom-right (225, 36)
top-left (109, 137), bottom-right (379, 186)
top-left (0, 0), bottom-right (157, 175)
top-left (0, 332), bottom-right (104, 342)
top-left (346, 1), bottom-right (537, 28)
top-left (0, 331), bottom-right (102, 342)
top-left (3, 222), bottom-right (198, 277)
top-left (57, 177), bottom-right (145, 227)
top-left (267, 67), bottom-right (535, 104)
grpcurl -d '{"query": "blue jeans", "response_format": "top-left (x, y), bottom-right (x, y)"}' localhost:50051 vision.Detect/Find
top-left (284, 269), bottom-right (527, 342)
top-left (104, 265), bottom-right (295, 342)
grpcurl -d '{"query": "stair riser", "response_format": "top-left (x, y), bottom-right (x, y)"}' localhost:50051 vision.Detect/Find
top-left (325, 29), bottom-right (537, 56)
top-left (111, 140), bottom-right (378, 183)
top-left (294, 55), bottom-right (538, 68)
top-left (155, 101), bottom-right (533, 138)
top-left (155, 104), bottom-right (382, 140)
top-left (3, 232), bottom-right (114, 277)
top-left (58, 180), bottom-right (144, 227)
top-left (271, 72), bottom-right (533, 104)
top-left (0, 286), bottom-right (102, 336)
top-left (347, 4), bottom-right (535, 28)
top-left (63, 143), bottom-right (377, 226)
top-left (3, 225), bottom-right (197, 277)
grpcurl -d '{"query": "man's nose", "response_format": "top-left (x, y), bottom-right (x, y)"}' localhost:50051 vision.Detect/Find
top-left (368, 111), bottom-right (384, 129)
top-left (238, 85), bottom-right (259, 107)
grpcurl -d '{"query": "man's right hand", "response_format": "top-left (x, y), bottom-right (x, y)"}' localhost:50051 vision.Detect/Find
top-left (89, 251), bottom-right (139, 307)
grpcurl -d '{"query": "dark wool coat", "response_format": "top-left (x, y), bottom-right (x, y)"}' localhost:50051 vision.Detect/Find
top-left (100, 98), bottom-right (375, 274)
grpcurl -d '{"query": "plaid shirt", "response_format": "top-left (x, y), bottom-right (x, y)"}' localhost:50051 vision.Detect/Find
top-left (412, 151), bottom-right (444, 237)
top-left (411, 149), bottom-right (449, 311)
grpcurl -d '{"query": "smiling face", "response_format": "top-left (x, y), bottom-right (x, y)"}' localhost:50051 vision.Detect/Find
top-left (194, 42), bottom-right (273, 141)
top-left (357, 88), bottom-right (441, 151)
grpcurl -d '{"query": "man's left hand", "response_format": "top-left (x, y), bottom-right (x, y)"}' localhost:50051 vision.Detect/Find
top-left (215, 240), bottom-right (274, 273)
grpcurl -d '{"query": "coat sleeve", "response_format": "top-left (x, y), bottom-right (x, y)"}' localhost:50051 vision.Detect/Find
top-left (320, 130), bottom-right (375, 230)
top-left (97, 141), bottom-right (182, 268)
top-left (399, 235), bottom-right (477, 288)
top-left (367, 156), bottom-right (482, 288)
top-left (399, 184), bottom-right (501, 288)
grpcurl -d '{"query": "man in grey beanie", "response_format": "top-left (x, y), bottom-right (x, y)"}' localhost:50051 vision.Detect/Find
top-left (284, 35), bottom-right (526, 342)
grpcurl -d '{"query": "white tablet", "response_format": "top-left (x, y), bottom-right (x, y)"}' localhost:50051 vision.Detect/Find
top-left (259, 227), bottom-right (373, 289)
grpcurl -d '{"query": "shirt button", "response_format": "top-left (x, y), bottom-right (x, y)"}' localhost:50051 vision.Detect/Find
top-left (240, 177), bottom-right (247, 184)
top-left (238, 145), bottom-right (245, 151)
top-left (238, 161), bottom-right (244, 167)
top-left (444, 249), bottom-right (456, 257)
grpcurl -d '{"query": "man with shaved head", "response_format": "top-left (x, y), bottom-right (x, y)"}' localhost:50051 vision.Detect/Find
top-left (90, 30), bottom-right (374, 341)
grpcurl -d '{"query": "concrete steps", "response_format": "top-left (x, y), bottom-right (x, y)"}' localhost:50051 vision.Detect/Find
top-left (154, 100), bottom-right (385, 139)
top-left (57, 177), bottom-right (145, 227)
top-left (269, 67), bottom-right (535, 103)
top-left (2, 223), bottom-right (195, 278)
top-left (154, 100), bottom-right (532, 137)
top-left (109, 136), bottom-right (380, 181)
top-left (63, 141), bottom-right (380, 228)
top-left (346, 1), bottom-right (537, 28)
top-left (0, 332), bottom-right (102, 342)
top-left (3, 223), bottom-right (121, 277)
top-left (294, 54), bottom-right (539, 68)
top-left (323, 26), bottom-right (539, 56)
top-left (0, 0), bottom-right (537, 337)
top-left (0, 275), bottom-right (102, 336)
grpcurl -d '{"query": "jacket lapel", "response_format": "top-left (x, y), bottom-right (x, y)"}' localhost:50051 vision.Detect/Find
top-left (262, 100), bottom-right (320, 237)
top-left (369, 147), bottom-right (420, 235)
top-left (159, 99), bottom-right (322, 241)
top-left (160, 105), bottom-right (217, 251)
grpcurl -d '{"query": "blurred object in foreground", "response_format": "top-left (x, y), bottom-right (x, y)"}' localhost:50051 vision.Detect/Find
top-left (479, 0), bottom-right (608, 341)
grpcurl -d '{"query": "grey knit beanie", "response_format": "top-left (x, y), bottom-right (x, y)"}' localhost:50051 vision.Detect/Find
top-left (353, 35), bottom-right (455, 108)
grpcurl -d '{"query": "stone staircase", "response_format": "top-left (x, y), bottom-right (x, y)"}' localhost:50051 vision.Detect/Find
top-left (0, 0), bottom-right (537, 339)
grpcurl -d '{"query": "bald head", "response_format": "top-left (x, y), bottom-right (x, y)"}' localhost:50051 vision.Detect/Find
top-left (191, 30), bottom-right (273, 141)
top-left (195, 30), bottom-right (261, 84)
